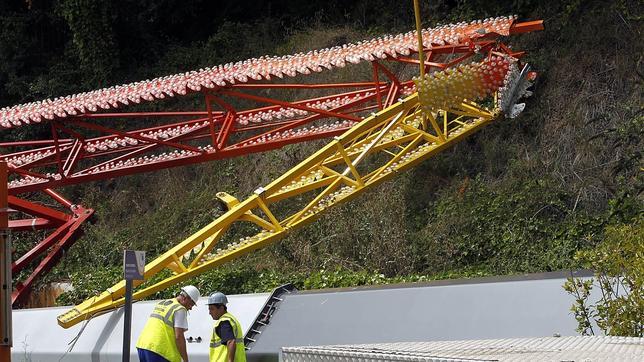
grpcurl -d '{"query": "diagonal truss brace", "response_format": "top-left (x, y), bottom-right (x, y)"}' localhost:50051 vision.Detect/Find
top-left (10, 194), bottom-right (94, 307)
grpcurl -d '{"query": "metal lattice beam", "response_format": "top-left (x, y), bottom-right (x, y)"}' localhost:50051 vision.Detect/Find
top-left (58, 51), bottom-right (532, 327)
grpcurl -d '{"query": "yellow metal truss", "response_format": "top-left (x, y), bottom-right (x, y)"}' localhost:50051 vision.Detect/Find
top-left (58, 63), bottom-right (507, 328)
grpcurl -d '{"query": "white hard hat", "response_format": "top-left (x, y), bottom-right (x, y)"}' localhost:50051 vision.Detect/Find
top-left (207, 291), bottom-right (228, 305)
top-left (181, 285), bottom-right (201, 305)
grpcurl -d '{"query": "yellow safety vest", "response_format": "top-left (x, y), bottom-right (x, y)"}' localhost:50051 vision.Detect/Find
top-left (209, 312), bottom-right (246, 362)
top-left (136, 298), bottom-right (186, 362)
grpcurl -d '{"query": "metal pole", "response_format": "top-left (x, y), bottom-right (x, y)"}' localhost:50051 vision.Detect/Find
top-left (0, 161), bottom-right (11, 361)
top-left (122, 278), bottom-right (133, 362)
top-left (413, 0), bottom-right (426, 77)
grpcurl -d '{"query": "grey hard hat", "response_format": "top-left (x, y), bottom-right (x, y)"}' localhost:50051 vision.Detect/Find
top-left (207, 291), bottom-right (228, 305)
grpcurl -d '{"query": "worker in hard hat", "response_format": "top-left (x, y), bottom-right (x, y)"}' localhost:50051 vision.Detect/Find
top-left (136, 285), bottom-right (201, 362)
top-left (207, 292), bottom-right (246, 362)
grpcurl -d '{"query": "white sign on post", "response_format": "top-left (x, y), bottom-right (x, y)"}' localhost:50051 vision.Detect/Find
top-left (124, 250), bottom-right (145, 280)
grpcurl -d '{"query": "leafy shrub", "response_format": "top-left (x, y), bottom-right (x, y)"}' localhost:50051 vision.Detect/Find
top-left (414, 176), bottom-right (605, 274)
top-left (564, 219), bottom-right (644, 336)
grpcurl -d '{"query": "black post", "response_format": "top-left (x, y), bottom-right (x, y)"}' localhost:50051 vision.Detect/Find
top-left (122, 249), bottom-right (144, 362)
top-left (122, 278), bottom-right (133, 362)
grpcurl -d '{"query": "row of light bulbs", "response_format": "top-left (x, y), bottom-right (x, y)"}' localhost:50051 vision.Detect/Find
top-left (0, 16), bottom-right (516, 129)
top-left (8, 120), bottom-right (352, 188)
top-left (414, 55), bottom-right (513, 112)
top-left (5, 90), bottom-right (368, 168)
top-left (237, 92), bottom-right (373, 125)
top-left (302, 185), bottom-right (357, 218)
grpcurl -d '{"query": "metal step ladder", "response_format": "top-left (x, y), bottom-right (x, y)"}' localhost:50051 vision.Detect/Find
top-left (244, 283), bottom-right (297, 350)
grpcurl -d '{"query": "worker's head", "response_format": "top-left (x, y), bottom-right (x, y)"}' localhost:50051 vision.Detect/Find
top-left (177, 285), bottom-right (201, 310)
top-left (206, 291), bottom-right (228, 320)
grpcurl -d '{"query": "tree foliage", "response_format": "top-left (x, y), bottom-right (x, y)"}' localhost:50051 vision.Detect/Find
top-left (564, 220), bottom-right (644, 337)
top-left (56, 0), bottom-right (119, 86)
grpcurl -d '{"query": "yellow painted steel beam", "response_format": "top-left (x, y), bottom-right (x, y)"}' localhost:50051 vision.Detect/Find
top-left (413, 0), bottom-right (426, 77)
top-left (58, 56), bottom-right (522, 328)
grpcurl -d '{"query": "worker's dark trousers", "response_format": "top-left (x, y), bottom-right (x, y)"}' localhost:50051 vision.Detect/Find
top-left (137, 348), bottom-right (170, 362)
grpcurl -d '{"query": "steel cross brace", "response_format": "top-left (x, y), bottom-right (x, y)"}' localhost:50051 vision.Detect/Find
top-left (9, 191), bottom-right (93, 307)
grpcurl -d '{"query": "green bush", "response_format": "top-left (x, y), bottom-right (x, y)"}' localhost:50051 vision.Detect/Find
top-left (414, 176), bottom-right (605, 274)
top-left (564, 219), bottom-right (644, 336)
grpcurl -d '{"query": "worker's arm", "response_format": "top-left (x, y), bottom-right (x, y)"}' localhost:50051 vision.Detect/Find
top-left (226, 339), bottom-right (236, 362)
top-left (175, 327), bottom-right (189, 362)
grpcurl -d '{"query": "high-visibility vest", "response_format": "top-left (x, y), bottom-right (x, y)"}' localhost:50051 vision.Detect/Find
top-left (209, 312), bottom-right (246, 362)
top-left (136, 298), bottom-right (187, 362)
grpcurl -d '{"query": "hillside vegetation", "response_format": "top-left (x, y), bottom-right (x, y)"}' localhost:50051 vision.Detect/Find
top-left (2, 1), bottom-right (641, 308)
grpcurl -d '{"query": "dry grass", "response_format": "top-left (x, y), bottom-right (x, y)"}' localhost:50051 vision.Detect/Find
top-left (514, 3), bottom-right (642, 210)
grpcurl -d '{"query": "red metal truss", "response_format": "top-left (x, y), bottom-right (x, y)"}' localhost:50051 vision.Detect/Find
top-left (0, 16), bottom-right (543, 307)
top-left (8, 190), bottom-right (94, 306)
top-left (5, 85), bottom-right (394, 194)
top-left (0, 38), bottom-right (549, 194)
top-left (0, 16), bottom-right (541, 130)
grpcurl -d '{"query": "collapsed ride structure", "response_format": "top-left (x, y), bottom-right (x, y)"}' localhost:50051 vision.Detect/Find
top-left (0, 16), bottom-right (542, 317)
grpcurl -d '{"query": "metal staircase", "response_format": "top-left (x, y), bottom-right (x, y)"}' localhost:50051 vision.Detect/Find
top-left (244, 283), bottom-right (297, 350)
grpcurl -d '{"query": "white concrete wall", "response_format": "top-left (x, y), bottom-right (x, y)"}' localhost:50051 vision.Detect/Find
top-left (12, 293), bottom-right (269, 362)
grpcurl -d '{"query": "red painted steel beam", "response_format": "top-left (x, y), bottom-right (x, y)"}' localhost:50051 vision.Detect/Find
top-left (8, 196), bottom-right (69, 223)
top-left (65, 118), bottom-right (204, 154)
top-left (7, 125), bottom-right (352, 194)
top-left (12, 205), bottom-right (94, 307)
top-left (207, 95), bottom-right (237, 149)
top-left (2, 119), bottom-right (215, 168)
top-left (11, 214), bottom-right (74, 273)
top-left (79, 120), bottom-right (213, 175)
top-left (381, 82), bottom-right (399, 108)
top-left (0, 162), bottom-right (8, 360)
top-left (62, 139), bottom-right (84, 178)
top-left (9, 202), bottom-right (88, 270)
top-left (6, 191), bottom-right (77, 232)
top-left (51, 121), bottom-right (65, 177)
top-left (218, 90), bottom-right (363, 122)
top-left (394, 57), bottom-right (446, 68)
top-left (217, 111), bottom-right (236, 150)
top-left (509, 20), bottom-right (544, 34)
top-left (229, 92), bottom-right (378, 149)
top-left (372, 63), bottom-right (383, 110)
top-left (373, 61), bottom-right (402, 87)
top-left (231, 82), bottom-right (380, 89)
top-left (0, 139), bottom-right (73, 147)
top-left (4, 86), bottom-right (387, 194)
top-left (7, 166), bottom-right (52, 183)
top-left (8, 218), bottom-right (53, 231)
top-left (44, 188), bottom-right (73, 208)
top-left (18, 86), bottom-right (383, 173)
top-left (80, 111), bottom-right (221, 119)
top-left (395, 41), bottom-right (497, 68)
top-left (6, 187), bottom-right (93, 307)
